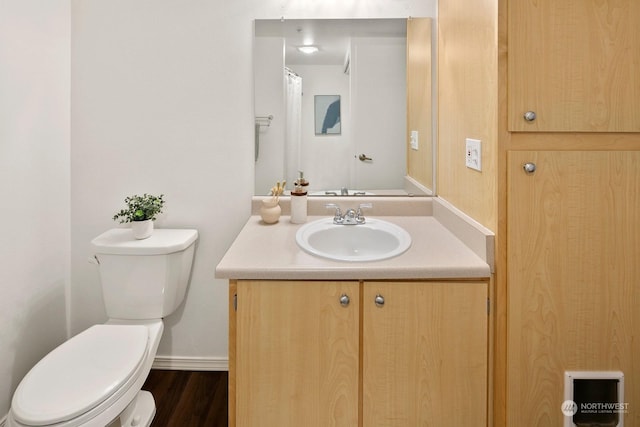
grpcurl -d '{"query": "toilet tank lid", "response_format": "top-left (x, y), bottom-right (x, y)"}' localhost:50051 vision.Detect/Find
top-left (91, 228), bottom-right (198, 255)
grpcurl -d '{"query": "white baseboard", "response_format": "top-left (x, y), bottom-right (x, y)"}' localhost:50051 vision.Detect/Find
top-left (152, 356), bottom-right (228, 371)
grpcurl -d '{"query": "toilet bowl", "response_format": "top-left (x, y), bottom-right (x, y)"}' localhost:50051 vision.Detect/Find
top-left (8, 321), bottom-right (162, 427)
top-left (7, 229), bottom-right (198, 427)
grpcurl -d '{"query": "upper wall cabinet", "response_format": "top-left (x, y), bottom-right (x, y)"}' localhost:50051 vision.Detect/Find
top-left (508, 0), bottom-right (640, 132)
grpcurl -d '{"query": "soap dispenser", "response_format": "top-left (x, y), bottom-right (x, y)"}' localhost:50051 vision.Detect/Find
top-left (295, 170), bottom-right (309, 192)
top-left (290, 171), bottom-right (308, 224)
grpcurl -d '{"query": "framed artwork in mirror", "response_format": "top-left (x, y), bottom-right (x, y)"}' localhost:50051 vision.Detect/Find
top-left (315, 95), bottom-right (341, 135)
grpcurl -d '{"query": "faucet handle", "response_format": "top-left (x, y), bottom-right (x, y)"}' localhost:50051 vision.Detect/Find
top-left (325, 203), bottom-right (343, 223)
top-left (356, 203), bottom-right (372, 223)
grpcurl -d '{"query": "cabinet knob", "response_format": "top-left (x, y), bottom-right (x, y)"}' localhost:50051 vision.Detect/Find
top-left (523, 162), bottom-right (537, 174)
top-left (523, 111), bottom-right (537, 122)
top-left (374, 294), bottom-right (385, 307)
top-left (339, 294), bottom-right (350, 307)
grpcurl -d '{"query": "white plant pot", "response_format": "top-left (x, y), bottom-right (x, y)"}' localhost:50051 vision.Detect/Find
top-left (131, 219), bottom-right (153, 239)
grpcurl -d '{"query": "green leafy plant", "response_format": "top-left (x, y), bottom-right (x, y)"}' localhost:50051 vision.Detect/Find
top-left (113, 193), bottom-right (165, 223)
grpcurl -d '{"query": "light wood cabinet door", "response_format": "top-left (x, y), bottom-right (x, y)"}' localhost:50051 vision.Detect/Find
top-left (362, 281), bottom-right (489, 426)
top-left (507, 151), bottom-right (640, 425)
top-left (235, 280), bottom-right (359, 427)
top-left (508, 0), bottom-right (640, 132)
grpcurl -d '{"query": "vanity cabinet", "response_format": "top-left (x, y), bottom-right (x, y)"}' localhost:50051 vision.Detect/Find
top-left (362, 281), bottom-right (489, 426)
top-left (230, 279), bottom-right (489, 427)
top-left (507, 0), bottom-right (640, 132)
top-left (232, 280), bottom-right (359, 427)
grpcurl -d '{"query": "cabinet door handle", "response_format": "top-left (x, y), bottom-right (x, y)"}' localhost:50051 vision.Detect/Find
top-left (340, 294), bottom-right (350, 307)
top-left (523, 162), bottom-right (537, 175)
top-left (374, 294), bottom-right (385, 307)
top-left (523, 111), bottom-right (537, 122)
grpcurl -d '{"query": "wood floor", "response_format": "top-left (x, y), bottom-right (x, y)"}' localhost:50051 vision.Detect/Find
top-left (142, 370), bottom-right (228, 427)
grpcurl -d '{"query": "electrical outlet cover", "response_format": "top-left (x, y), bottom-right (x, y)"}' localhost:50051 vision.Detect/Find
top-left (465, 138), bottom-right (482, 171)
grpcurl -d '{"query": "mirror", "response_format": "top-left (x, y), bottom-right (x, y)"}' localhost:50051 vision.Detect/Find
top-left (254, 18), bottom-right (435, 196)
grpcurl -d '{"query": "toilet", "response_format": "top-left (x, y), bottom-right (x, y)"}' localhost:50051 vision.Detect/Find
top-left (7, 228), bottom-right (198, 427)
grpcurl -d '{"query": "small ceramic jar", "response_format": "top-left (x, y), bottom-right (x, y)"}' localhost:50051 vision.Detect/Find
top-left (260, 198), bottom-right (281, 224)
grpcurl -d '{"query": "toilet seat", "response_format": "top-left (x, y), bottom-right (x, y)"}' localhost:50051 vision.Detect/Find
top-left (11, 324), bottom-right (149, 426)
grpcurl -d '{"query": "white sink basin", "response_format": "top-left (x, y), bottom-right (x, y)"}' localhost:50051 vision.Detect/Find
top-left (296, 218), bottom-right (411, 262)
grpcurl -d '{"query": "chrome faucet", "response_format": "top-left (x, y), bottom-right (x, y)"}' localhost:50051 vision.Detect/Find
top-left (340, 187), bottom-right (349, 196)
top-left (325, 203), bottom-right (372, 225)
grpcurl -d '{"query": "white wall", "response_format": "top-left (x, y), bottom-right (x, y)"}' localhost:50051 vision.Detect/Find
top-left (0, 0), bottom-right (71, 418)
top-left (70, 0), bottom-right (255, 369)
top-left (254, 36), bottom-right (286, 196)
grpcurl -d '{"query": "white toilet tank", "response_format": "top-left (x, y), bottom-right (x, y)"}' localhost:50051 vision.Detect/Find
top-left (91, 228), bottom-right (198, 320)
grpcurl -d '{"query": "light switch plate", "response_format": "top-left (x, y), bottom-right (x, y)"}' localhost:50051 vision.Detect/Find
top-left (465, 138), bottom-right (482, 171)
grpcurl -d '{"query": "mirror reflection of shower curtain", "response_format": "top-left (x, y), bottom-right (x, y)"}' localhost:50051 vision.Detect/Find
top-left (285, 69), bottom-right (302, 186)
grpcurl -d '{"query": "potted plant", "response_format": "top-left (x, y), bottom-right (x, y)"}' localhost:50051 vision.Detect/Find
top-left (113, 193), bottom-right (165, 239)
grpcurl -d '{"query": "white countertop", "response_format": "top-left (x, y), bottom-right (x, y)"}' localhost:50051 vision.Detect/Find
top-left (216, 205), bottom-right (492, 280)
